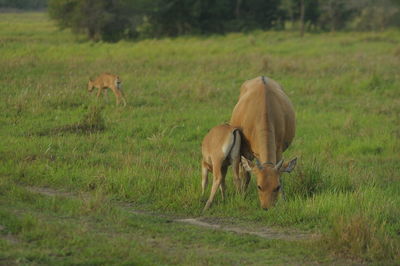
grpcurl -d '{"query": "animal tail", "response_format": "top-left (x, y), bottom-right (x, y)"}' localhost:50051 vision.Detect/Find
top-left (228, 128), bottom-right (241, 162)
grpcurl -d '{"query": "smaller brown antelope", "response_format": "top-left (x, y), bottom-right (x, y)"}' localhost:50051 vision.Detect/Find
top-left (88, 73), bottom-right (126, 106)
top-left (201, 124), bottom-right (241, 211)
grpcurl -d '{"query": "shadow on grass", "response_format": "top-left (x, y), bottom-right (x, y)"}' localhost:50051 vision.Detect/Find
top-left (34, 105), bottom-right (105, 136)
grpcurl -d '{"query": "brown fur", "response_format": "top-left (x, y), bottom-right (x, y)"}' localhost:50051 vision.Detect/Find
top-left (88, 73), bottom-right (126, 106)
top-left (230, 76), bottom-right (297, 210)
top-left (201, 124), bottom-right (241, 211)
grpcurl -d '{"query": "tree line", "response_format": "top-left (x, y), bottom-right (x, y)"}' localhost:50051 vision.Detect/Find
top-left (2, 0), bottom-right (399, 41)
top-left (0, 0), bottom-right (47, 10)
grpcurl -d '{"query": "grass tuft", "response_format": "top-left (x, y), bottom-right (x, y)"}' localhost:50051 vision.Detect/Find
top-left (325, 214), bottom-right (400, 262)
top-left (286, 159), bottom-right (329, 199)
top-left (35, 105), bottom-right (105, 136)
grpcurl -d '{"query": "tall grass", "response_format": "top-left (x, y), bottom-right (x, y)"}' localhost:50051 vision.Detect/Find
top-left (0, 12), bottom-right (399, 262)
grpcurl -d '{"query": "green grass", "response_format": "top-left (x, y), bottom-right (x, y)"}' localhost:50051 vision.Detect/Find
top-left (1, 12), bottom-right (399, 264)
top-left (0, 184), bottom-right (341, 265)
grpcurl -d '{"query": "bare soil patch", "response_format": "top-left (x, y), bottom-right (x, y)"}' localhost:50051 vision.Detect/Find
top-left (175, 218), bottom-right (313, 241)
top-left (26, 186), bottom-right (315, 241)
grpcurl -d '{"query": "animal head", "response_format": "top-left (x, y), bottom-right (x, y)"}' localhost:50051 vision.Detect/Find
top-left (114, 76), bottom-right (122, 89)
top-left (87, 79), bottom-right (94, 92)
top-left (241, 156), bottom-right (297, 210)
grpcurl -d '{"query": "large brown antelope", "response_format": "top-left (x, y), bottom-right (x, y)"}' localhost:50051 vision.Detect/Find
top-left (201, 124), bottom-right (241, 211)
top-left (230, 76), bottom-right (297, 210)
top-left (88, 73), bottom-right (126, 106)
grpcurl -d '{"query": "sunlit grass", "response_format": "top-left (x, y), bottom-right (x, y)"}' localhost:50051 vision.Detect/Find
top-left (1, 12), bottom-right (399, 263)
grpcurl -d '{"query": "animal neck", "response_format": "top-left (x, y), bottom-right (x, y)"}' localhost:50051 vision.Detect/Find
top-left (258, 142), bottom-right (276, 165)
top-left (258, 106), bottom-right (277, 164)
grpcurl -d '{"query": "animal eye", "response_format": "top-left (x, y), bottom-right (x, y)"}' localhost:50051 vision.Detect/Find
top-left (257, 185), bottom-right (262, 190)
top-left (274, 185), bottom-right (281, 192)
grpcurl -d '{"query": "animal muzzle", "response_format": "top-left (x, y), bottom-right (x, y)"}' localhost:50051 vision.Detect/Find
top-left (115, 80), bottom-right (122, 89)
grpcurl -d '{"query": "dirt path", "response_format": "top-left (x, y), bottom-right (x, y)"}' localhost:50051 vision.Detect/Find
top-left (26, 186), bottom-right (315, 242)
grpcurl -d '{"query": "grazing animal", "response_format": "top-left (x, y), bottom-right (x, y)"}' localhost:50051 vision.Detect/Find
top-left (230, 76), bottom-right (297, 210)
top-left (88, 73), bottom-right (126, 106)
top-left (201, 124), bottom-right (241, 211)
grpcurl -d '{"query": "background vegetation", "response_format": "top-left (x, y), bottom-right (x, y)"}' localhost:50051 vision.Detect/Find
top-left (3, 0), bottom-right (400, 41)
top-left (0, 11), bottom-right (399, 265)
top-left (2, 0), bottom-right (393, 41)
top-left (0, 0), bottom-right (46, 10)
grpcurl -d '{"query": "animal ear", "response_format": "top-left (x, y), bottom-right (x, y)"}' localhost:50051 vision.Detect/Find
top-left (241, 156), bottom-right (254, 172)
top-left (279, 157), bottom-right (297, 173)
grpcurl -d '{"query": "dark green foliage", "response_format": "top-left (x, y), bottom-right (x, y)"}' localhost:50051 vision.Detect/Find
top-left (0, 0), bottom-right (47, 9)
top-left (281, 0), bottom-right (400, 32)
top-left (232, 0), bottom-right (282, 30)
top-left (318, 0), bottom-right (353, 31)
top-left (48, 0), bottom-right (283, 40)
top-left (145, 0), bottom-right (281, 36)
top-left (47, 0), bottom-right (400, 41)
top-left (280, 0), bottom-right (321, 29)
top-left (351, 0), bottom-right (400, 31)
top-left (48, 0), bottom-right (138, 41)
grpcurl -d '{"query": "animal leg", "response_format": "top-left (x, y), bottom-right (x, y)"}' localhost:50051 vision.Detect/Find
top-left (232, 157), bottom-right (241, 193)
top-left (103, 89), bottom-right (109, 102)
top-left (219, 165), bottom-right (228, 200)
top-left (203, 162), bottom-right (223, 212)
top-left (201, 161), bottom-right (209, 197)
top-left (240, 163), bottom-right (251, 193)
top-left (96, 87), bottom-right (102, 99)
top-left (111, 86), bottom-right (120, 106)
top-left (119, 88), bottom-right (127, 107)
top-left (121, 95), bottom-right (127, 107)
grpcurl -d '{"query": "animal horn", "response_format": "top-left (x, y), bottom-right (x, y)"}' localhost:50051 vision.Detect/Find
top-left (275, 159), bottom-right (284, 170)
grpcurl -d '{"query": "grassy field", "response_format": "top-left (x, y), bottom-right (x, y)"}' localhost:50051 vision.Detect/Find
top-left (1, 12), bottom-right (399, 264)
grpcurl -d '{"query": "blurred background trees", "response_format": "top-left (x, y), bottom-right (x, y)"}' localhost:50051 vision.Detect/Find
top-left (47, 0), bottom-right (143, 41)
top-left (2, 0), bottom-right (400, 41)
top-left (0, 0), bottom-right (47, 10)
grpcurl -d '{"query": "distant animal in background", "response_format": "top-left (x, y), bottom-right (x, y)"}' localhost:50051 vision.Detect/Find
top-left (88, 73), bottom-right (126, 106)
top-left (201, 124), bottom-right (241, 211)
